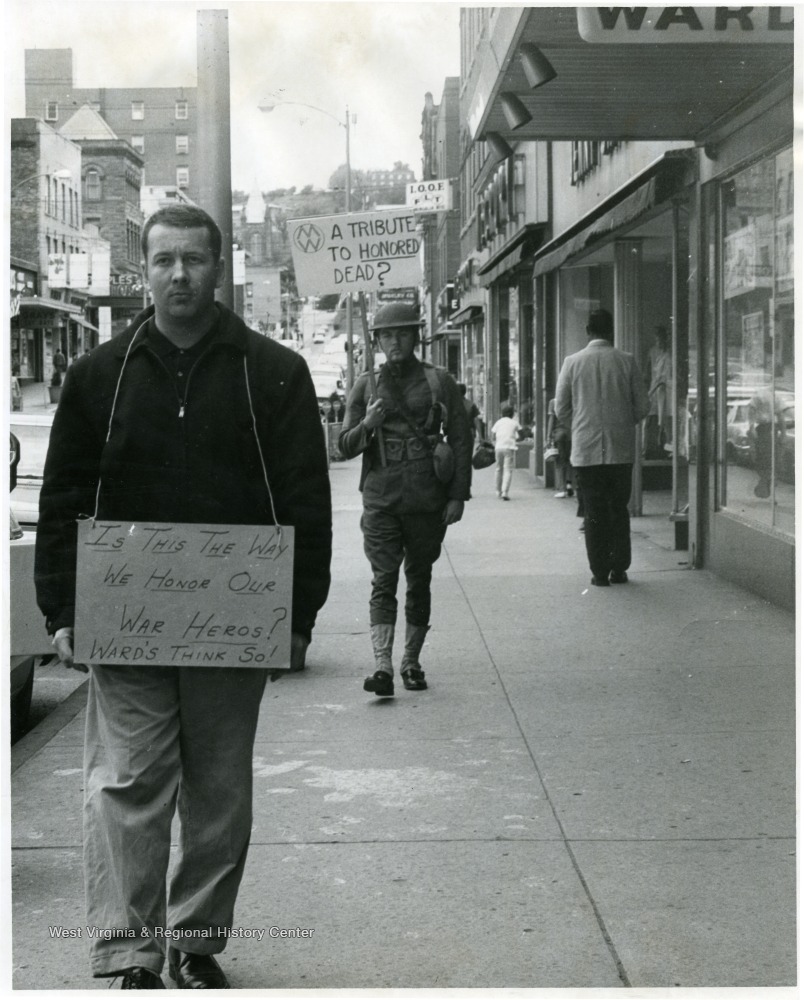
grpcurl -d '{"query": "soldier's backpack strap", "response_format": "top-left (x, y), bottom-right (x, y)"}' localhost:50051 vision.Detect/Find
top-left (423, 364), bottom-right (449, 428)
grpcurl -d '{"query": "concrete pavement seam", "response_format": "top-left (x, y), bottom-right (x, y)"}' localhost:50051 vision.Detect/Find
top-left (11, 678), bottom-right (88, 774)
top-left (440, 540), bottom-right (633, 989)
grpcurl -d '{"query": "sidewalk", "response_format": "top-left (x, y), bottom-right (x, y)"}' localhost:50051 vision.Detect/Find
top-left (9, 455), bottom-right (796, 991)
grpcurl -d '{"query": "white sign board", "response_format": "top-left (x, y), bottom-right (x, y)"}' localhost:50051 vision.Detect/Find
top-left (577, 6), bottom-right (793, 43)
top-left (406, 179), bottom-right (453, 213)
top-left (288, 209), bottom-right (423, 296)
top-left (74, 521), bottom-right (294, 669)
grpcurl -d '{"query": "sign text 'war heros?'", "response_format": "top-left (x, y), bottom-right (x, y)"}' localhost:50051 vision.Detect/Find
top-left (74, 521), bottom-right (294, 669)
top-left (288, 209), bottom-right (424, 296)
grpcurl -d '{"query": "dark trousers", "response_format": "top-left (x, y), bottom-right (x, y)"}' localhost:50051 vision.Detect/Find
top-left (574, 464), bottom-right (634, 580)
top-left (361, 509), bottom-right (446, 626)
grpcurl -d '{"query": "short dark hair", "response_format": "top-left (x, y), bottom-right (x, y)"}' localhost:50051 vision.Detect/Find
top-left (587, 308), bottom-right (614, 341)
top-left (141, 205), bottom-right (223, 262)
top-left (501, 403), bottom-right (514, 418)
top-left (457, 383), bottom-right (467, 395)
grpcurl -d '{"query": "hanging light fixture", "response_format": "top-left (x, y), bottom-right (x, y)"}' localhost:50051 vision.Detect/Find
top-left (485, 132), bottom-right (513, 164)
top-left (499, 92), bottom-right (532, 130)
top-left (520, 43), bottom-right (557, 88)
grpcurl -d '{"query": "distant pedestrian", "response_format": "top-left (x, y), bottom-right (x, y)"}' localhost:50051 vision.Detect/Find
top-left (52, 347), bottom-right (67, 375)
top-left (458, 383), bottom-right (482, 442)
top-left (555, 308), bottom-right (650, 586)
top-left (338, 303), bottom-right (472, 697)
top-left (491, 404), bottom-right (521, 500)
top-left (325, 391), bottom-right (345, 423)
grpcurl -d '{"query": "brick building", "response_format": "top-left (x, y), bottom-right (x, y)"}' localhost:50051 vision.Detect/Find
top-left (10, 117), bottom-right (103, 385)
top-left (25, 48), bottom-right (198, 203)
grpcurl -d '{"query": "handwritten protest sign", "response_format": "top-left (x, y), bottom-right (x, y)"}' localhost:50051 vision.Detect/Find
top-left (288, 208), bottom-right (423, 296)
top-left (74, 521), bottom-right (294, 669)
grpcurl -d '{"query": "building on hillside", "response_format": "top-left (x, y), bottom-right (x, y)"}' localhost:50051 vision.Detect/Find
top-left (25, 48), bottom-right (199, 202)
top-left (419, 80), bottom-right (461, 374)
top-left (60, 104), bottom-right (146, 340)
top-left (457, 5), bottom-right (794, 607)
top-left (10, 117), bottom-right (106, 387)
top-left (359, 162), bottom-right (416, 207)
top-left (141, 185), bottom-right (196, 219)
top-left (232, 186), bottom-right (290, 334)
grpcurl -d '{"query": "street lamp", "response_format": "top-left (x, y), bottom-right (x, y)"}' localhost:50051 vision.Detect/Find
top-left (11, 167), bottom-right (72, 194)
top-left (259, 98), bottom-right (356, 389)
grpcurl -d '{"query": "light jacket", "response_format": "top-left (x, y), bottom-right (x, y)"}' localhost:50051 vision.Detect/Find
top-left (555, 339), bottom-right (650, 467)
top-left (35, 303), bottom-right (332, 641)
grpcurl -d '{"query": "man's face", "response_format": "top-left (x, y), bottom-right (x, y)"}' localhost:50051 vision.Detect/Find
top-left (143, 224), bottom-right (223, 324)
top-left (377, 326), bottom-right (417, 363)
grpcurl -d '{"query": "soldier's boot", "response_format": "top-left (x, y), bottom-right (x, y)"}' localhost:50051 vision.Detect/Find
top-left (400, 623), bottom-right (429, 691)
top-left (363, 623), bottom-right (395, 697)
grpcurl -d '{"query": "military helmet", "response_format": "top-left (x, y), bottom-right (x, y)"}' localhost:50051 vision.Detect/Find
top-left (370, 302), bottom-right (423, 332)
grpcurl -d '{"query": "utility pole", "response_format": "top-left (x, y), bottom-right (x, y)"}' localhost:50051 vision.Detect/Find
top-left (197, 10), bottom-right (234, 308)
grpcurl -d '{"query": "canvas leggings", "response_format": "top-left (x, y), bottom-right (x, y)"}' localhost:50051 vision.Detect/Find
top-left (83, 662), bottom-right (267, 977)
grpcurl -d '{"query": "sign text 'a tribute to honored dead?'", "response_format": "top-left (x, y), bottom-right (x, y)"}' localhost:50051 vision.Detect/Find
top-left (74, 521), bottom-right (294, 668)
top-left (288, 209), bottom-right (423, 295)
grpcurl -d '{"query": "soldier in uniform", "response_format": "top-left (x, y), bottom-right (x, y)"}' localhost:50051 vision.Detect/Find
top-left (338, 303), bottom-right (472, 696)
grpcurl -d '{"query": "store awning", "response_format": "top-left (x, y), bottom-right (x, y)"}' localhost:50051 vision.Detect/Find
top-left (531, 150), bottom-right (694, 276)
top-left (477, 223), bottom-right (546, 286)
top-left (74, 316), bottom-right (100, 334)
top-left (16, 296), bottom-right (84, 316)
top-left (450, 304), bottom-right (483, 325)
top-left (467, 7), bottom-right (793, 147)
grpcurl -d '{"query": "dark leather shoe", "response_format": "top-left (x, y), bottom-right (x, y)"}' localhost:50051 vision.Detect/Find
top-left (590, 576), bottom-right (610, 587)
top-left (363, 670), bottom-right (394, 696)
top-left (610, 570), bottom-right (629, 584)
top-left (168, 949), bottom-right (229, 989)
top-left (120, 967), bottom-right (165, 989)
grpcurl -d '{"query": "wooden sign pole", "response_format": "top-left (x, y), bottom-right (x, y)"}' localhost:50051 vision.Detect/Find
top-left (358, 292), bottom-right (386, 467)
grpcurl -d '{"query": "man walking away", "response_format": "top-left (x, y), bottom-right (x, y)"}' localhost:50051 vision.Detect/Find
top-left (555, 308), bottom-right (649, 586)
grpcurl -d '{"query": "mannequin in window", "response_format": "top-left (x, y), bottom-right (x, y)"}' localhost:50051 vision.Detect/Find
top-left (647, 325), bottom-right (673, 452)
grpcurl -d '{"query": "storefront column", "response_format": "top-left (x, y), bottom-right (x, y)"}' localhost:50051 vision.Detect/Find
top-left (615, 239), bottom-right (643, 515)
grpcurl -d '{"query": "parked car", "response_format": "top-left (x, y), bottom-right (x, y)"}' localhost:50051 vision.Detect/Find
top-left (9, 426), bottom-right (52, 741)
top-left (312, 327), bottom-right (328, 345)
top-left (726, 399), bottom-right (752, 465)
top-left (10, 412), bottom-right (53, 528)
top-left (310, 363), bottom-right (345, 388)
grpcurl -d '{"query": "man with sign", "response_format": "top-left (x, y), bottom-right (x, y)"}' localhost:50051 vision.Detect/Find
top-left (35, 205), bottom-right (332, 989)
top-left (338, 302), bottom-right (472, 696)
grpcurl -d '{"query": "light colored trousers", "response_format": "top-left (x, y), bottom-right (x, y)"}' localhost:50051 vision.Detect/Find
top-left (83, 662), bottom-right (267, 977)
top-left (495, 447), bottom-right (516, 497)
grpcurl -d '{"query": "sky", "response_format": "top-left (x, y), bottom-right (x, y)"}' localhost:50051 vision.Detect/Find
top-left (5, 0), bottom-right (462, 192)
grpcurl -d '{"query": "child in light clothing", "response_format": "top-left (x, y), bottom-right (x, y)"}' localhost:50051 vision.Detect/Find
top-left (491, 404), bottom-right (521, 500)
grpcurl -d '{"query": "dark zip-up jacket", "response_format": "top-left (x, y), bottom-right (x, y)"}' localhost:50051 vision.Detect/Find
top-left (35, 303), bottom-right (332, 642)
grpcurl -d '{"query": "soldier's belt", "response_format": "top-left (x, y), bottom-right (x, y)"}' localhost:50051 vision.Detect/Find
top-left (381, 436), bottom-right (435, 462)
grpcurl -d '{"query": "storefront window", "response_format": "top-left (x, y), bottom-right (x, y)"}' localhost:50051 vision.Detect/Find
top-left (462, 319), bottom-right (485, 418)
top-left (721, 147), bottom-right (794, 536)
